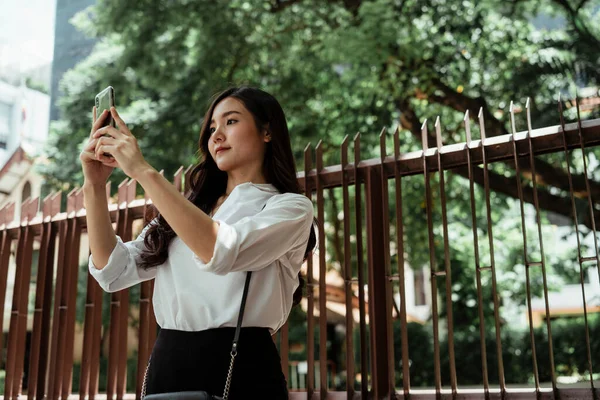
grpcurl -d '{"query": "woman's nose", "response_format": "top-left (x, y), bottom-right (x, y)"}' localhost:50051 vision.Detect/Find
top-left (211, 127), bottom-right (224, 141)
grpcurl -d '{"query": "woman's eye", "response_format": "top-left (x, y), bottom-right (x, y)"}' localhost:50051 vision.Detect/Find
top-left (227, 119), bottom-right (237, 125)
top-left (209, 127), bottom-right (215, 134)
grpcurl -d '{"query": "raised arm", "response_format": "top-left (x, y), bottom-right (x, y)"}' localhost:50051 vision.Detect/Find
top-left (192, 193), bottom-right (314, 275)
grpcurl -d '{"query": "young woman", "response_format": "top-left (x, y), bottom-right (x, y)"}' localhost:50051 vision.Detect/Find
top-left (80, 87), bottom-right (316, 399)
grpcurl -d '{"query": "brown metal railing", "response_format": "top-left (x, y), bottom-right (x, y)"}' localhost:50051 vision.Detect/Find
top-left (0, 97), bottom-right (599, 399)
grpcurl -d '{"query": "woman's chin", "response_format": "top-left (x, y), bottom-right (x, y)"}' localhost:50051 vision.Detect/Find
top-left (215, 162), bottom-right (234, 172)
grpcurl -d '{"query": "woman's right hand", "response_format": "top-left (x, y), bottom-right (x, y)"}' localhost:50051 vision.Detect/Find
top-left (80, 107), bottom-right (115, 185)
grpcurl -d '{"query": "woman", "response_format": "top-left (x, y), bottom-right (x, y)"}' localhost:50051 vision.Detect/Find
top-left (80, 87), bottom-right (316, 399)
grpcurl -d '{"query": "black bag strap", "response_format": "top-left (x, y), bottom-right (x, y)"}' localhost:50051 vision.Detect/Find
top-left (232, 271), bottom-right (252, 352)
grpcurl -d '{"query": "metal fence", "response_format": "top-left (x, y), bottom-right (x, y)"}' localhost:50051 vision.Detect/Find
top-left (1, 97), bottom-right (600, 399)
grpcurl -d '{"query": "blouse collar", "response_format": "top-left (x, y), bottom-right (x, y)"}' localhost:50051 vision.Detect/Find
top-left (235, 182), bottom-right (279, 194)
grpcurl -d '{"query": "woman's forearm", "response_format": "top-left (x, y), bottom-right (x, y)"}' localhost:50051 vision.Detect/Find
top-left (83, 182), bottom-right (117, 270)
top-left (134, 166), bottom-right (219, 263)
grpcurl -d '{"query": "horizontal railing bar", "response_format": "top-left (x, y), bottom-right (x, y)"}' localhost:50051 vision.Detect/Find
top-left (580, 256), bottom-right (598, 263)
top-left (527, 261), bottom-right (543, 267)
top-left (296, 118), bottom-right (600, 189)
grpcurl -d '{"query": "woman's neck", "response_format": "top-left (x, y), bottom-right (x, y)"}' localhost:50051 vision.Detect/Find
top-left (225, 170), bottom-right (268, 195)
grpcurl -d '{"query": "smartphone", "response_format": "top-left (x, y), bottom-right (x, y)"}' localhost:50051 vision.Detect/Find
top-left (94, 86), bottom-right (115, 157)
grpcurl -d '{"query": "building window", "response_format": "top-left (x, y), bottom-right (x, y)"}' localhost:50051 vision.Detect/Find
top-left (0, 101), bottom-right (12, 149)
top-left (22, 181), bottom-right (32, 203)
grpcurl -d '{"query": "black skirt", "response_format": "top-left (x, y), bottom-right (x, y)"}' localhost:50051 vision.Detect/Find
top-left (145, 327), bottom-right (289, 399)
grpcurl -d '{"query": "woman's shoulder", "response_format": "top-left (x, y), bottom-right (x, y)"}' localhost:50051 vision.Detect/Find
top-left (266, 192), bottom-right (312, 207)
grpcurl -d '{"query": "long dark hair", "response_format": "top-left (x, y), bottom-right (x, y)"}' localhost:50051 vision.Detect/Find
top-left (138, 86), bottom-right (316, 306)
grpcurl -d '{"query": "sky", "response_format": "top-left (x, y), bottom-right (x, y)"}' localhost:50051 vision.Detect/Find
top-left (0, 0), bottom-right (57, 71)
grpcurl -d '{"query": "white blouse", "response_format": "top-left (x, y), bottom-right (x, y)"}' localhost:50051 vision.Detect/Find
top-left (89, 182), bottom-right (314, 333)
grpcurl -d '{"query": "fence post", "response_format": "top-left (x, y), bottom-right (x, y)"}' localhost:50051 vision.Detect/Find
top-left (365, 165), bottom-right (393, 399)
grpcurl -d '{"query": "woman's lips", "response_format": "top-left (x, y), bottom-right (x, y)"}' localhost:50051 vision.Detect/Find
top-left (216, 148), bottom-right (230, 154)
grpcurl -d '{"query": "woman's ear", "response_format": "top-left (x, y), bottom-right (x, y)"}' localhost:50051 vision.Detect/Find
top-left (263, 125), bottom-right (271, 143)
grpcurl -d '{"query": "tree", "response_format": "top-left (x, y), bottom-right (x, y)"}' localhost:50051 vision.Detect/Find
top-left (39, 0), bottom-right (599, 222)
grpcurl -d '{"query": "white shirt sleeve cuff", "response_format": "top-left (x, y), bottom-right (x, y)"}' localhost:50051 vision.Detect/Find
top-left (192, 221), bottom-right (240, 275)
top-left (88, 235), bottom-right (129, 289)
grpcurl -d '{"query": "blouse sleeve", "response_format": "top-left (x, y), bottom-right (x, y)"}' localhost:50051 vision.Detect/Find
top-left (193, 194), bottom-right (314, 275)
top-left (89, 217), bottom-right (159, 292)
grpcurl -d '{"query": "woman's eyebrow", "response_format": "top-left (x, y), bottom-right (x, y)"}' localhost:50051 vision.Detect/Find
top-left (210, 110), bottom-right (241, 124)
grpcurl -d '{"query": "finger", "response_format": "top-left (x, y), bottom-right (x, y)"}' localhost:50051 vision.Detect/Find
top-left (96, 149), bottom-right (117, 165)
top-left (94, 137), bottom-right (116, 153)
top-left (110, 107), bottom-right (129, 134)
top-left (94, 126), bottom-right (123, 139)
top-left (95, 144), bottom-right (116, 159)
top-left (91, 109), bottom-right (109, 136)
top-left (85, 138), bottom-right (99, 152)
top-left (80, 149), bottom-right (98, 162)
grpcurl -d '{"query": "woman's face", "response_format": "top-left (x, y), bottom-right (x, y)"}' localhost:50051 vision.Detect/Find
top-left (207, 97), bottom-right (270, 173)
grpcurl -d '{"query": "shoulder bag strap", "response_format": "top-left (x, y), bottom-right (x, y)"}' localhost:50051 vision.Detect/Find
top-left (221, 201), bottom-right (268, 399)
top-left (220, 269), bottom-right (252, 400)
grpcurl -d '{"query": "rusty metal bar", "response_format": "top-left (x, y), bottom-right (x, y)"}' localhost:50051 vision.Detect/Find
top-left (379, 129), bottom-right (396, 397)
top-left (479, 109), bottom-right (506, 398)
top-left (297, 119), bottom-right (600, 189)
top-left (304, 143), bottom-right (315, 399)
top-left (393, 126), bottom-right (411, 398)
top-left (28, 195), bottom-right (56, 400)
top-left (62, 189), bottom-right (85, 398)
top-left (89, 279), bottom-right (104, 400)
top-left (557, 96), bottom-right (598, 399)
top-left (17, 201), bottom-right (37, 398)
top-left (3, 224), bottom-right (23, 399)
top-left (434, 118), bottom-right (458, 397)
top-left (106, 179), bottom-right (130, 400)
top-left (365, 159), bottom-right (392, 399)
top-left (7, 205), bottom-right (35, 398)
top-left (90, 183), bottom-right (113, 400)
top-left (48, 211), bottom-right (71, 399)
top-left (354, 133), bottom-right (369, 397)
top-left (523, 99), bottom-right (558, 397)
top-left (509, 103), bottom-right (541, 396)
top-left (341, 135), bottom-right (355, 399)
top-left (136, 191), bottom-right (154, 400)
top-left (421, 120), bottom-right (443, 397)
top-left (0, 215), bottom-right (13, 375)
top-left (315, 141), bottom-right (328, 398)
top-left (464, 111), bottom-right (490, 400)
top-left (80, 264), bottom-right (98, 399)
top-left (116, 180), bottom-right (135, 399)
top-left (41, 196), bottom-right (59, 400)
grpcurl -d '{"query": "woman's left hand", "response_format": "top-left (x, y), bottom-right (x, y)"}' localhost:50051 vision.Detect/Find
top-left (92, 107), bottom-right (153, 180)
